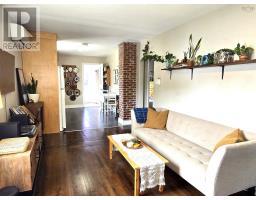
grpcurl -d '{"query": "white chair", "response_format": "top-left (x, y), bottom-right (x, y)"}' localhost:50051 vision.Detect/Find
top-left (105, 95), bottom-right (117, 114)
top-left (100, 89), bottom-right (109, 112)
top-left (102, 90), bottom-right (116, 114)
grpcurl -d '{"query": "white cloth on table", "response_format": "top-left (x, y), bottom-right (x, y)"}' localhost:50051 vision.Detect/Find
top-left (111, 133), bottom-right (165, 192)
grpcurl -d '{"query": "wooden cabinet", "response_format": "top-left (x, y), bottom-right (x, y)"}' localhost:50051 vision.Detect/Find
top-left (0, 123), bottom-right (43, 192)
top-left (22, 32), bottom-right (60, 134)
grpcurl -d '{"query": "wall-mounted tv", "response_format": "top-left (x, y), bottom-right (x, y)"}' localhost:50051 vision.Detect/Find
top-left (0, 49), bottom-right (15, 94)
top-left (16, 68), bottom-right (28, 105)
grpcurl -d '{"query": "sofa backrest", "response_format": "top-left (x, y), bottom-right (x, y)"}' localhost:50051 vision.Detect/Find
top-left (166, 111), bottom-right (235, 151)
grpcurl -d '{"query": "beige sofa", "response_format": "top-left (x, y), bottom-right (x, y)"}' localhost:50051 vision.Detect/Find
top-left (131, 109), bottom-right (256, 196)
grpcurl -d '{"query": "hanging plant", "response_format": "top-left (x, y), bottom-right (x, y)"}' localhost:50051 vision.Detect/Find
top-left (142, 41), bottom-right (164, 63)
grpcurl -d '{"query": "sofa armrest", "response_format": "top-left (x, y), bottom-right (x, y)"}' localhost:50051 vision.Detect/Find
top-left (131, 109), bottom-right (144, 135)
top-left (206, 140), bottom-right (256, 196)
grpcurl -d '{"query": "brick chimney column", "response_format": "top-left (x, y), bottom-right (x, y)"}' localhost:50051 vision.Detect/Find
top-left (118, 42), bottom-right (137, 124)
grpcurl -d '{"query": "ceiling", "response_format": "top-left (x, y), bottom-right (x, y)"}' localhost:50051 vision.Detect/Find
top-left (32, 4), bottom-right (226, 57)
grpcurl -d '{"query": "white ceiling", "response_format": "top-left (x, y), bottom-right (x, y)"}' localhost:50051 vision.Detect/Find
top-left (34, 4), bottom-right (226, 57)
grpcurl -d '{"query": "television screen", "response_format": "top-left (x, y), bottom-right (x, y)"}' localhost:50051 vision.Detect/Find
top-left (0, 49), bottom-right (15, 94)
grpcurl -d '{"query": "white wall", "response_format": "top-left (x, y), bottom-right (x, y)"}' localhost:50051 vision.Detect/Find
top-left (58, 54), bottom-right (106, 106)
top-left (142, 5), bottom-right (256, 133)
top-left (0, 6), bottom-right (22, 122)
top-left (104, 48), bottom-right (119, 94)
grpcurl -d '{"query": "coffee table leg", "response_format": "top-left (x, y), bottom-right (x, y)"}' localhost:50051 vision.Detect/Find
top-left (109, 140), bottom-right (113, 160)
top-left (159, 185), bottom-right (164, 192)
top-left (134, 169), bottom-right (140, 196)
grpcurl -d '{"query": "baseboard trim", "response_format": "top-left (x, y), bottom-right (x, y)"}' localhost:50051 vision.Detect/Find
top-left (118, 118), bottom-right (131, 126)
top-left (65, 104), bottom-right (100, 108)
top-left (65, 104), bottom-right (85, 108)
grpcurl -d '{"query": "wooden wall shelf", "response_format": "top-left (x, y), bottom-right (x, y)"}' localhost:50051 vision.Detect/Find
top-left (161, 59), bottom-right (256, 80)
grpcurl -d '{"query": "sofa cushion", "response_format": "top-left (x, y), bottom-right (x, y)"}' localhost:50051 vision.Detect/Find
top-left (133, 128), bottom-right (212, 193)
top-left (166, 111), bottom-right (235, 151)
top-left (213, 129), bottom-right (246, 152)
top-left (144, 108), bottom-right (169, 129)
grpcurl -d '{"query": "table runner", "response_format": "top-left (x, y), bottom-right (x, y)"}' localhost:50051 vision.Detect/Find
top-left (111, 134), bottom-right (165, 192)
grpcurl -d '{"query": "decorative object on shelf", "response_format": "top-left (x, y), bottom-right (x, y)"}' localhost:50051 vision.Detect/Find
top-left (214, 48), bottom-right (235, 64)
top-left (63, 65), bottom-right (80, 101)
top-left (196, 55), bottom-right (202, 65)
top-left (186, 34), bottom-right (202, 67)
top-left (234, 43), bottom-right (254, 61)
top-left (182, 52), bottom-right (188, 63)
top-left (201, 53), bottom-right (214, 65)
top-left (187, 59), bottom-right (195, 68)
top-left (26, 74), bottom-right (39, 103)
top-left (142, 41), bottom-right (164, 63)
top-left (164, 52), bottom-right (176, 68)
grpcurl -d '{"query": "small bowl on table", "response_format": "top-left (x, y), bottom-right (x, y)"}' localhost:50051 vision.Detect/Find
top-left (122, 138), bottom-right (143, 149)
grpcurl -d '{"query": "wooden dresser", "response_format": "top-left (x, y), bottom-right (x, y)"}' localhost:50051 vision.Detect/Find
top-left (0, 123), bottom-right (43, 192)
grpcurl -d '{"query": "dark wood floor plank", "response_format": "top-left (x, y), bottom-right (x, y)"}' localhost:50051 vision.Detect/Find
top-left (34, 125), bottom-right (204, 196)
top-left (65, 107), bottom-right (118, 131)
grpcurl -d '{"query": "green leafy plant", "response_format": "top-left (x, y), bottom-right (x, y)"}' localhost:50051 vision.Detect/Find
top-left (234, 43), bottom-right (254, 57)
top-left (187, 34), bottom-right (202, 61)
top-left (142, 41), bottom-right (164, 63)
top-left (164, 52), bottom-right (176, 68)
top-left (26, 74), bottom-right (38, 94)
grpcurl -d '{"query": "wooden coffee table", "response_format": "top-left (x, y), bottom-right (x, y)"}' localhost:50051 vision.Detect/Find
top-left (108, 134), bottom-right (168, 196)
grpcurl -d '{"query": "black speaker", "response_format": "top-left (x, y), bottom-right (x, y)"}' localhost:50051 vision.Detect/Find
top-left (0, 122), bottom-right (20, 139)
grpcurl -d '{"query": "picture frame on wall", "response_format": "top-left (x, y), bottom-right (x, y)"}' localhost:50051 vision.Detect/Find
top-left (114, 68), bottom-right (119, 84)
top-left (16, 68), bottom-right (29, 105)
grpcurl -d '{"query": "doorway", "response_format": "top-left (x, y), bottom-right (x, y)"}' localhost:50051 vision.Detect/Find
top-left (83, 63), bottom-right (103, 106)
top-left (64, 63), bottom-right (119, 131)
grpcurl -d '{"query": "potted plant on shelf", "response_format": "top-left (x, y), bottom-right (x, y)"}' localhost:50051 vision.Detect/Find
top-left (26, 74), bottom-right (39, 103)
top-left (186, 34), bottom-right (202, 67)
top-left (142, 41), bottom-right (164, 63)
top-left (234, 43), bottom-right (254, 61)
top-left (164, 52), bottom-right (176, 68)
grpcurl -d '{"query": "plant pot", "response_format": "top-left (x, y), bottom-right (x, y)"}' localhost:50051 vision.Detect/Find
top-left (165, 61), bottom-right (172, 69)
top-left (187, 59), bottom-right (195, 68)
top-left (239, 55), bottom-right (249, 61)
top-left (28, 94), bottom-right (40, 103)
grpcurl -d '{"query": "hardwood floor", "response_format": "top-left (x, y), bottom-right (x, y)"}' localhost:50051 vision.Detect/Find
top-left (65, 107), bottom-right (118, 131)
top-left (34, 127), bottom-right (204, 196)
